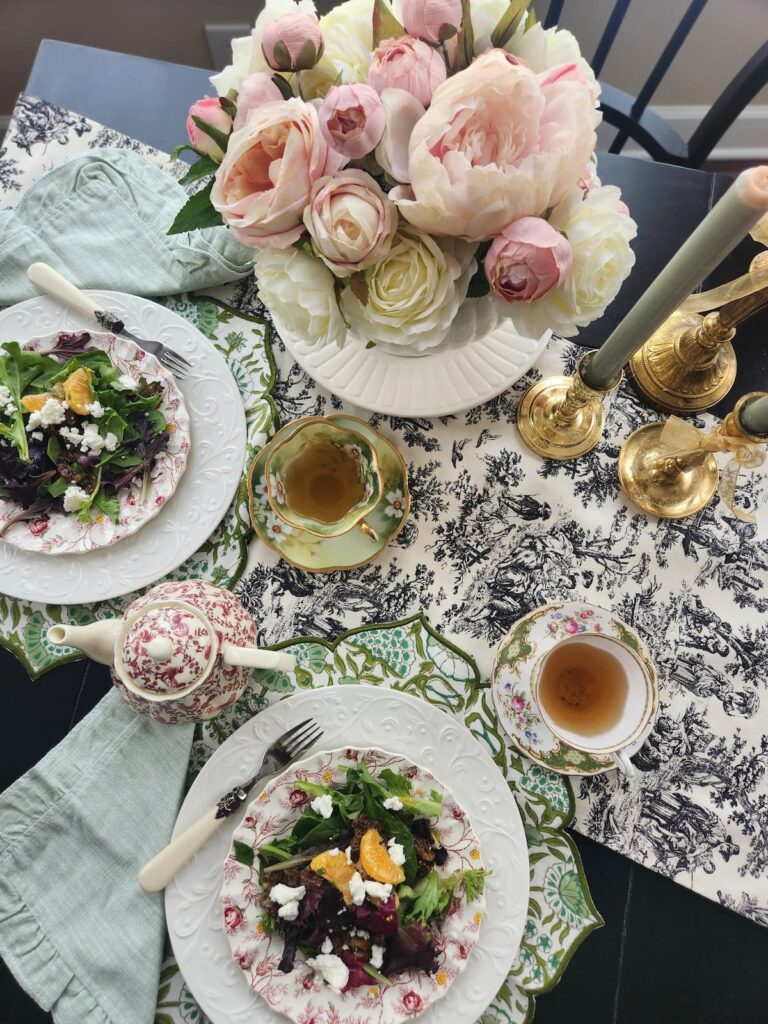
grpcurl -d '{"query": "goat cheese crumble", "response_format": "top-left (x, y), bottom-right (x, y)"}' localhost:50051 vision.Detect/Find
top-left (364, 880), bottom-right (392, 901)
top-left (62, 485), bottom-right (91, 513)
top-left (383, 796), bottom-right (403, 811)
top-left (320, 936), bottom-right (333, 955)
top-left (370, 944), bottom-right (385, 970)
top-left (114, 374), bottom-right (138, 391)
top-left (387, 837), bottom-right (406, 866)
top-left (305, 954), bottom-right (349, 993)
top-left (26, 397), bottom-right (67, 430)
top-left (311, 793), bottom-right (334, 819)
top-left (269, 883), bottom-right (306, 906)
top-left (348, 871), bottom-right (366, 906)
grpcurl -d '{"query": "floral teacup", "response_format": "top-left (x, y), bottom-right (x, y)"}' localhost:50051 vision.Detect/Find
top-left (264, 418), bottom-right (382, 541)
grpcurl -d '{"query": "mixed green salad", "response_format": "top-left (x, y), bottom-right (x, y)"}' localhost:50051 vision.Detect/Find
top-left (235, 759), bottom-right (488, 994)
top-left (0, 332), bottom-right (171, 535)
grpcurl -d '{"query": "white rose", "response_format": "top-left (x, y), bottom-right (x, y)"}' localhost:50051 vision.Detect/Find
top-left (255, 248), bottom-right (346, 346)
top-left (210, 0), bottom-right (316, 95)
top-left (508, 23), bottom-right (600, 103)
top-left (341, 227), bottom-right (476, 351)
top-left (499, 181), bottom-right (637, 339)
top-left (301, 0), bottom-right (373, 99)
top-left (470, 0), bottom-right (512, 52)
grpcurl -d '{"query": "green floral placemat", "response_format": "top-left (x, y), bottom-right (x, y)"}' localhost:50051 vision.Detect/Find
top-left (0, 295), bottom-right (273, 678)
top-left (155, 614), bottom-right (602, 1024)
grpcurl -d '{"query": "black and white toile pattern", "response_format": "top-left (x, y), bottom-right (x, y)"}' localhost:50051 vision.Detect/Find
top-left (3, 94), bottom-right (768, 926)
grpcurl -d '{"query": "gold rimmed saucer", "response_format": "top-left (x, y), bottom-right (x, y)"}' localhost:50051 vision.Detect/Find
top-left (247, 415), bottom-right (410, 572)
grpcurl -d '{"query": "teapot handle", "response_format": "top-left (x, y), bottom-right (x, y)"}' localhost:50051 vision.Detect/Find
top-left (221, 643), bottom-right (296, 672)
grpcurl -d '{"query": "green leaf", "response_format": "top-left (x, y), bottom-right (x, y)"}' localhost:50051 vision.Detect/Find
top-left (219, 95), bottom-right (238, 118)
top-left (272, 73), bottom-right (295, 100)
top-left (233, 840), bottom-right (255, 866)
top-left (363, 964), bottom-right (393, 987)
top-left (490, 0), bottom-right (532, 48)
top-left (94, 491), bottom-right (121, 524)
top-left (158, 963), bottom-right (179, 983)
top-left (167, 181), bottom-right (224, 235)
top-left (373, 0), bottom-right (405, 46)
top-left (455, 0), bottom-right (475, 71)
top-left (525, 5), bottom-right (537, 29)
top-left (179, 154), bottom-right (219, 187)
top-left (294, 38), bottom-right (320, 70)
top-left (378, 768), bottom-right (412, 796)
top-left (191, 114), bottom-right (231, 155)
top-left (169, 143), bottom-right (198, 161)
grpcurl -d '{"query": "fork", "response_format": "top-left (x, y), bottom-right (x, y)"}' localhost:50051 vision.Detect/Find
top-left (26, 262), bottom-right (193, 380)
top-left (138, 717), bottom-right (324, 893)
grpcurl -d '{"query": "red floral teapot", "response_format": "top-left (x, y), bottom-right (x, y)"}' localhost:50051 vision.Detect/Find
top-left (47, 580), bottom-right (295, 723)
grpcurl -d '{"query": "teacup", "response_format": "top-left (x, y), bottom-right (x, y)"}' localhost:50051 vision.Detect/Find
top-left (531, 632), bottom-right (657, 776)
top-left (264, 418), bottom-right (382, 541)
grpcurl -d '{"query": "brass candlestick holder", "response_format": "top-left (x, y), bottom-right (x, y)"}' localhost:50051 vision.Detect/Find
top-left (517, 351), bottom-right (623, 460)
top-left (618, 394), bottom-right (768, 519)
top-left (629, 284), bottom-right (768, 414)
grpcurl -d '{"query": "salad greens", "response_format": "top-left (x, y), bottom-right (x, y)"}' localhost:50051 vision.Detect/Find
top-left (0, 332), bottom-right (170, 534)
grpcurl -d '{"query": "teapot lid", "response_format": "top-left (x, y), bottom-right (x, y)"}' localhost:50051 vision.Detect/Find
top-left (118, 601), bottom-right (216, 695)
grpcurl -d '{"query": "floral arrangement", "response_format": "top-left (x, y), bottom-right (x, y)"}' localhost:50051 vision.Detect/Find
top-left (172, 0), bottom-right (637, 353)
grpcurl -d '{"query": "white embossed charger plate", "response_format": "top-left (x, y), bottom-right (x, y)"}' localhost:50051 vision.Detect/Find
top-left (0, 293), bottom-right (246, 601)
top-left (0, 331), bottom-right (190, 554)
top-left (222, 747), bottom-right (484, 1024)
top-left (165, 685), bottom-right (529, 1024)
top-left (278, 317), bottom-right (552, 418)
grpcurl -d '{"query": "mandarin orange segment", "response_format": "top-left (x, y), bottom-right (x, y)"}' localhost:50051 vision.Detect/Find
top-left (359, 828), bottom-right (405, 885)
top-left (310, 849), bottom-right (357, 904)
top-left (21, 392), bottom-right (53, 412)
top-left (63, 368), bottom-right (94, 415)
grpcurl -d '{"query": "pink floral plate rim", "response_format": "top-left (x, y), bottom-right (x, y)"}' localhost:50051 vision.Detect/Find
top-left (491, 601), bottom-right (659, 776)
top-left (0, 331), bottom-right (191, 555)
top-left (220, 746), bottom-right (485, 1024)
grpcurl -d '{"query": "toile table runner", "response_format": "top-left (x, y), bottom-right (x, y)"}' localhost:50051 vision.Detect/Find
top-left (2, 94), bottom-right (768, 929)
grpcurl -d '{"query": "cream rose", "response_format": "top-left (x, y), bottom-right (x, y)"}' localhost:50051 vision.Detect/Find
top-left (392, 49), bottom-right (599, 242)
top-left (303, 170), bottom-right (397, 276)
top-left (508, 23), bottom-right (599, 103)
top-left (500, 181), bottom-right (637, 338)
top-left (301, 0), bottom-right (373, 99)
top-left (340, 226), bottom-right (475, 351)
top-left (255, 248), bottom-right (346, 346)
top-left (211, 98), bottom-right (346, 249)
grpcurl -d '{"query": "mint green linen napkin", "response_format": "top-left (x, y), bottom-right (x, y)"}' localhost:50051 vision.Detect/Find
top-left (0, 690), bottom-right (194, 1024)
top-left (0, 148), bottom-right (254, 305)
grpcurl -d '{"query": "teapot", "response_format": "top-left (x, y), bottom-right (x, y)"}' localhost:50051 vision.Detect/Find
top-left (47, 579), bottom-right (296, 724)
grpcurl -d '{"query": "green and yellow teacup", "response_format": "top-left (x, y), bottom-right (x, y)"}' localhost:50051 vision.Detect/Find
top-left (264, 418), bottom-right (382, 540)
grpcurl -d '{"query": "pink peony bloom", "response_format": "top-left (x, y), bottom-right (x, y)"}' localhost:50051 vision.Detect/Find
top-left (401, 0), bottom-right (462, 44)
top-left (186, 96), bottom-right (232, 160)
top-left (391, 49), bottom-right (599, 241)
top-left (368, 36), bottom-right (447, 108)
top-left (375, 88), bottom-right (425, 183)
top-left (319, 84), bottom-right (385, 159)
top-left (211, 98), bottom-right (346, 249)
top-left (485, 217), bottom-right (572, 303)
top-left (262, 12), bottom-right (323, 72)
top-left (233, 73), bottom-right (285, 131)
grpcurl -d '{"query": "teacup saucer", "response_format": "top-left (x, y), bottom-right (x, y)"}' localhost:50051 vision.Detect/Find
top-left (248, 414), bottom-right (410, 572)
top-left (491, 601), bottom-right (658, 776)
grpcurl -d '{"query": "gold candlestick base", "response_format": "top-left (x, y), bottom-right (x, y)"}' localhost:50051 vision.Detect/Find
top-left (629, 310), bottom-right (736, 414)
top-left (517, 352), bottom-right (622, 460)
top-left (618, 423), bottom-right (719, 518)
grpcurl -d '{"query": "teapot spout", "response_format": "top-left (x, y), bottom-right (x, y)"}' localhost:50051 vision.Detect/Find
top-left (221, 643), bottom-right (296, 673)
top-left (47, 619), bottom-right (123, 665)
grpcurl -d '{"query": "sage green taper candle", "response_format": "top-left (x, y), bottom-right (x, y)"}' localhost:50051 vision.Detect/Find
top-left (740, 393), bottom-right (768, 437)
top-left (584, 166), bottom-right (768, 389)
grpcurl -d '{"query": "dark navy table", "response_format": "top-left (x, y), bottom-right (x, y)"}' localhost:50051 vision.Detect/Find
top-left (2, 39), bottom-right (767, 1024)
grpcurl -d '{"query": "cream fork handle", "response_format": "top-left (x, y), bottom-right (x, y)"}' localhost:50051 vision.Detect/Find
top-left (27, 262), bottom-right (102, 322)
top-left (138, 806), bottom-right (223, 893)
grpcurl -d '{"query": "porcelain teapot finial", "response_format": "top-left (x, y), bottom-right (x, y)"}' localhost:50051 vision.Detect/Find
top-left (46, 579), bottom-right (296, 724)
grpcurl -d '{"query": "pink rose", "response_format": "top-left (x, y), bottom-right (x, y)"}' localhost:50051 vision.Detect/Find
top-left (29, 519), bottom-right (49, 535)
top-left (211, 98), bottom-right (346, 249)
top-left (402, 0), bottom-right (462, 44)
top-left (392, 50), bottom-right (599, 241)
top-left (564, 619), bottom-right (581, 634)
top-left (319, 84), bottom-right (385, 159)
top-left (368, 36), bottom-right (447, 108)
top-left (289, 788), bottom-right (308, 807)
top-left (262, 12), bottom-right (323, 72)
top-left (223, 904), bottom-right (245, 933)
top-left (233, 73), bottom-right (285, 131)
top-left (375, 88), bottom-right (425, 183)
top-left (186, 96), bottom-right (232, 160)
top-left (402, 991), bottom-right (423, 1014)
top-left (510, 695), bottom-right (526, 712)
top-left (485, 217), bottom-right (572, 303)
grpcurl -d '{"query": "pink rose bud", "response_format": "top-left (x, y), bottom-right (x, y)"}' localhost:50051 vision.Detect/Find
top-left (233, 73), bottom-right (285, 131)
top-left (401, 0), bottom-right (462, 43)
top-left (484, 217), bottom-right (573, 303)
top-left (262, 12), bottom-right (324, 72)
top-left (186, 96), bottom-right (233, 160)
top-left (368, 36), bottom-right (447, 108)
top-left (319, 84), bottom-right (386, 159)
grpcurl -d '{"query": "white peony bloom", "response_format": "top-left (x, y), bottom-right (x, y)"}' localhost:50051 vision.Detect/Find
top-left (500, 181), bottom-right (637, 339)
top-left (210, 0), bottom-right (316, 95)
top-left (301, 0), bottom-right (373, 99)
top-left (470, 0), bottom-right (512, 53)
top-left (508, 23), bottom-right (600, 104)
top-left (255, 248), bottom-right (346, 346)
top-left (341, 227), bottom-right (476, 351)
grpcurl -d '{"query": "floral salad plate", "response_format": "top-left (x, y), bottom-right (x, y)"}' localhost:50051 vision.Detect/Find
top-left (221, 746), bottom-right (484, 1024)
top-left (0, 331), bottom-right (190, 555)
top-left (249, 414), bottom-right (409, 571)
top-left (492, 601), bottom-right (658, 776)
